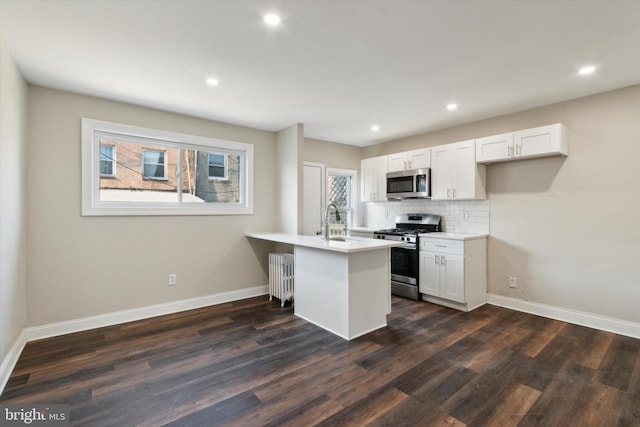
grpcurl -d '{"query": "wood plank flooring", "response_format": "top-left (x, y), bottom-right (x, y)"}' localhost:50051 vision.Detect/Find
top-left (2, 296), bottom-right (639, 426)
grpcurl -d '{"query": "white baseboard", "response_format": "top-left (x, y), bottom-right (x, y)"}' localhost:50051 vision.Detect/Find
top-left (0, 329), bottom-right (28, 396)
top-left (1, 285), bottom-right (268, 394)
top-left (487, 293), bottom-right (640, 339)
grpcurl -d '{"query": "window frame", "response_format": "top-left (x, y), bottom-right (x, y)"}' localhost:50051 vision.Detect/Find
top-left (207, 152), bottom-right (227, 180)
top-left (99, 144), bottom-right (116, 177)
top-left (82, 118), bottom-right (254, 216)
top-left (326, 167), bottom-right (357, 229)
top-left (141, 148), bottom-right (168, 181)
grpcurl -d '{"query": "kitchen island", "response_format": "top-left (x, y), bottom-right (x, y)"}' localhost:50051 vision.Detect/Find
top-left (246, 233), bottom-right (403, 340)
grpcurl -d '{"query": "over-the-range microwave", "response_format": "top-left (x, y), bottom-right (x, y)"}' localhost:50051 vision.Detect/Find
top-left (386, 168), bottom-right (431, 200)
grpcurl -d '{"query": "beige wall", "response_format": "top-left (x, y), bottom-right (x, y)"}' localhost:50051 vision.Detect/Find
top-left (0, 39), bottom-right (28, 370)
top-left (304, 138), bottom-right (364, 171)
top-left (25, 86), bottom-right (278, 326)
top-left (304, 138), bottom-right (364, 225)
top-left (366, 85), bottom-right (640, 323)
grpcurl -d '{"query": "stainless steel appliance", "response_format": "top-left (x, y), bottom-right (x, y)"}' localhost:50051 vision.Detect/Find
top-left (374, 213), bottom-right (441, 300)
top-left (386, 168), bottom-right (430, 200)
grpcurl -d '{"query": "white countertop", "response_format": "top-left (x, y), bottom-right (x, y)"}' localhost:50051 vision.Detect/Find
top-left (419, 232), bottom-right (488, 241)
top-left (246, 232), bottom-right (403, 253)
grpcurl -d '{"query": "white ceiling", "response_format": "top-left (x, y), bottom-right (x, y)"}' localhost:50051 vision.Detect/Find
top-left (2, 0), bottom-right (639, 146)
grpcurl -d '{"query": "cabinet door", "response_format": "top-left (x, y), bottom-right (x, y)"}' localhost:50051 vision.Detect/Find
top-left (419, 251), bottom-right (440, 296)
top-left (476, 133), bottom-right (514, 163)
top-left (514, 123), bottom-right (567, 158)
top-left (406, 148), bottom-right (431, 169)
top-left (452, 140), bottom-right (476, 199)
top-left (387, 153), bottom-right (408, 172)
top-left (373, 156), bottom-right (388, 200)
top-left (440, 254), bottom-right (465, 303)
top-left (360, 158), bottom-right (375, 201)
top-left (431, 146), bottom-right (452, 200)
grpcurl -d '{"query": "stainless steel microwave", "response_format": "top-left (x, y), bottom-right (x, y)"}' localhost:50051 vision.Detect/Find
top-left (386, 168), bottom-right (431, 200)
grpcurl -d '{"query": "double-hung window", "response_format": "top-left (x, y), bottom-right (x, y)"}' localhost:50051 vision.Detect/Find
top-left (327, 168), bottom-right (357, 229)
top-left (82, 118), bottom-right (254, 216)
top-left (208, 153), bottom-right (226, 179)
top-left (142, 149), bottom-right (167, 180)
top-left (100, 145), bottom-right (115, 177)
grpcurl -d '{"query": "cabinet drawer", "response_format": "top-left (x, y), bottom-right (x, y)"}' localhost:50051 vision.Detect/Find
top-left (420, 238), bottom-right (464, 254)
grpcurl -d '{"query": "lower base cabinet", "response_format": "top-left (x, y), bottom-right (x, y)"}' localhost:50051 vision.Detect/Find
top-left (419, 236), bottom-right (487, 311)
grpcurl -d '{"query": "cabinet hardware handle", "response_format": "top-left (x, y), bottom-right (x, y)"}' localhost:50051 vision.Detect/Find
top-left (447, 188), bottom-right (451, 198)
top-left (508, 146), bottom-right (513, 157)
top-left (516, 144), bottom-right (521, 156)
top-left (441, 256), bottom-right (446, 265)
top-left (435, 244), bottom-right (446, 247)
top-left (452, 188), bottom-right (456, 198)
top-left (435, 255), bottom-right (440, 265)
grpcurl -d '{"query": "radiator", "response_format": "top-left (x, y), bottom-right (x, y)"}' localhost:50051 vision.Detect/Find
top-left (268, 253), bottom-right (294, 307)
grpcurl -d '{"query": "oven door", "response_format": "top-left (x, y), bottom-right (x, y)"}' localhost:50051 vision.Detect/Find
top-left (390, 246), bottom-right (418, 285)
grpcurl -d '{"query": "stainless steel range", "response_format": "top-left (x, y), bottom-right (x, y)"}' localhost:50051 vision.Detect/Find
top-left (374, 213), bottom-right (441, 300)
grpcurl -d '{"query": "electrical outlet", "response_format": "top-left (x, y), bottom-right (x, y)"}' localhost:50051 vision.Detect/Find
top-left (508, 276), bottom-right (517, 288)
top-left (168, 273), bottom-right (177, 286)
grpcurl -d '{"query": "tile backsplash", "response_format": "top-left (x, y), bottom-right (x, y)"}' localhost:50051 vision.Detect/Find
top-left (363, 199), bottom-right (489, 234)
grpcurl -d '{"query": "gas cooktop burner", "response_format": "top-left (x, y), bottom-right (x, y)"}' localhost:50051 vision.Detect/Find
top-left (376, 228), bottom-right (405, 234)
top-left (375, 228), bottom-right (433, 236)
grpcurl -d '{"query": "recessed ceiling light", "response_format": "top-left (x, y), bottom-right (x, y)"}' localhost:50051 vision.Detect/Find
top-left (578, 65), bottom-right (596, 76)
top-left (446, 103), bottom-right (458, 111)
top-left (371, 125), bottom-right (380, 132)
top-left (206, 77), bottom-right (220, 86)
top-left (264, 13), bottom-right (281, 26)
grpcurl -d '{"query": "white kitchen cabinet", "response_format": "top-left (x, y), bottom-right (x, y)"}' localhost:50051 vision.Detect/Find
top-left (431, 140), bottom-right (486, 200)
top-left (419, 235), bottom-right (487, 312)
top-left (474, 132), bottom-right (514, 163)
top-left (476, 123), bottom-right (568, 163)
top-left (387, 148), bottom-right (431, 172)
top-left (360, 156), bottom-right (388, 202)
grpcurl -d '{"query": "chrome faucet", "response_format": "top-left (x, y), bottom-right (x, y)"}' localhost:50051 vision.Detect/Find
top-left (321, 202), bottom-right (341, 240)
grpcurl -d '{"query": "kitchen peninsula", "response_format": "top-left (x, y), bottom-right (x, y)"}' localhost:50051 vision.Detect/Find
top-left (246, 233), bottom-right (403, 340)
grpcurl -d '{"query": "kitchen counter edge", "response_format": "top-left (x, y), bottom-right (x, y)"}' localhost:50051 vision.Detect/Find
top-left (246, 232), bottom-right (404, 253)
top-left (419, 232), bottom-right (489, 241)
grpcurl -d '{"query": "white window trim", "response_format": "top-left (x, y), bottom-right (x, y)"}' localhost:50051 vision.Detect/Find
top-left (100, 144), bottom-right (116, 177)
top-left (326, 167), bottom-right (357, 229)
top-left (208, 152), bottom-right (228, 180)
top-left (82, 118), bottom-right (254, 216)
top-left (142, 148), bottom-right (168, 180)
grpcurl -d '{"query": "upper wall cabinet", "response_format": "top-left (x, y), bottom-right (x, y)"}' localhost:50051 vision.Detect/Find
top-left (361, 156), bottom-right (388, 202)
top-left (387, 148), bottom-right (431, 172)
top-left (432, 140), bottom-right (486, 200)
top-left (476, 123), bottom-right (568, 164)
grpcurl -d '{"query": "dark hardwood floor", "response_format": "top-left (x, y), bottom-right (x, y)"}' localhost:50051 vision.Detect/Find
top-left (2, 296), bottom-right (639, 426)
